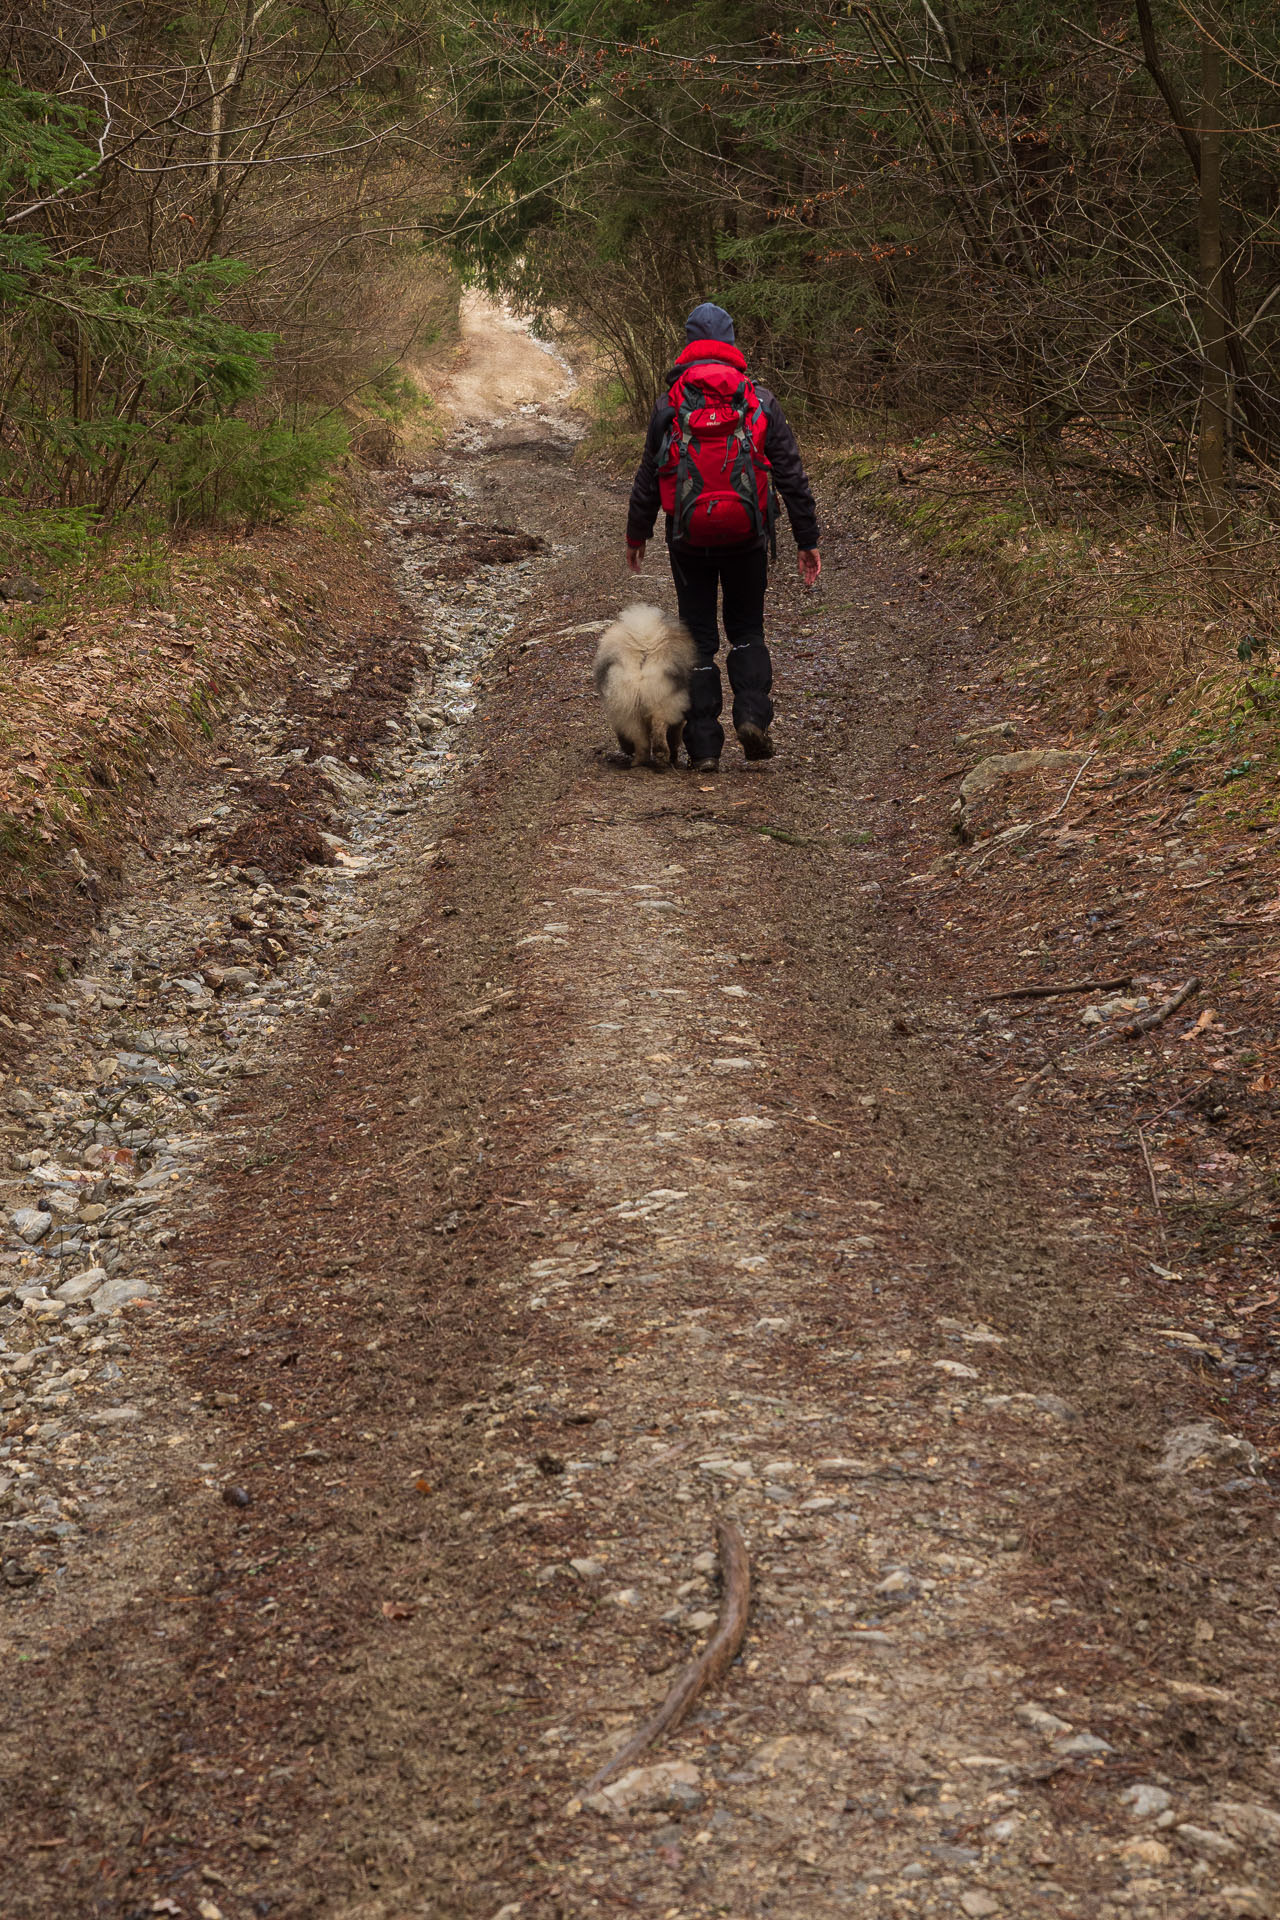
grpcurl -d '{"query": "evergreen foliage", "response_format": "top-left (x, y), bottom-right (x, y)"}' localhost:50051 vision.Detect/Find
top-left (1, 2), bottom-right (450, 561)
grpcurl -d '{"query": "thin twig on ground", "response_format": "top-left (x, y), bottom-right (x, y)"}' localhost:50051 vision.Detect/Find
top-left (582, 1518), bottom-right (750, 1795)
top-left (1065, 752), bottom-right (1208, 829)
top-left (989, 973), bottom-right (1134, 1001)
top-left (1137, 1125), bottom-right (1169, 1255)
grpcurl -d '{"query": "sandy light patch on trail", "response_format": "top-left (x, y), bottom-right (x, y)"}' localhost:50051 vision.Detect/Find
top-left (431, 291), bottom-right (577, 426)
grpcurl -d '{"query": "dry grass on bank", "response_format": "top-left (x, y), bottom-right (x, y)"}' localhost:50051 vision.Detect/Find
top-left (816, 418), bottom-right (1280, 835)
top-left (0, 484), bottom-right (404, 1027)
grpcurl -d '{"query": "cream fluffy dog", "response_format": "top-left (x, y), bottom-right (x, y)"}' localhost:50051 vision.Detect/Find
top-left (593, 603), bottom-right (695, 770)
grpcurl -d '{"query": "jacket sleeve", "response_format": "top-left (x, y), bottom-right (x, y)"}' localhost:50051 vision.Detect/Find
top-left (626, 402), bottom-right (669, 545)
top-left (762, 394), bottom-right (820, 549)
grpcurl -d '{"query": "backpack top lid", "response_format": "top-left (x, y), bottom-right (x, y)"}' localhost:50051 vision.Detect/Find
top-left (672, 339), bottom-right (748, 380)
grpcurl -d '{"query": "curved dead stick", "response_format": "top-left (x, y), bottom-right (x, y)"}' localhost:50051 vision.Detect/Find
top-left (583, 1518), bottom-right (750, 1795)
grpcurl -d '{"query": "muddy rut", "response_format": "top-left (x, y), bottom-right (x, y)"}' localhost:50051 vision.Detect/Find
top-left (0, 317), bottom-right (1276, 1920)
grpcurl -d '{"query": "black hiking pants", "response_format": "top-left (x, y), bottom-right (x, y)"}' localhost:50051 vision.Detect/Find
top-left (669, 544), bottom-right (771, 763)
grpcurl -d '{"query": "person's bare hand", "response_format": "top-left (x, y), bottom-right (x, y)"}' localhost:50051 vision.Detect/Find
top-left (798, 548), bottom-right (821, 587)
top-left (626, 542), bottom-right (646, 574)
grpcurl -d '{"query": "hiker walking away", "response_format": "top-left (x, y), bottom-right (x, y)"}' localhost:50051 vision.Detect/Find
top-left (626, 302), bottom-right (821, 773)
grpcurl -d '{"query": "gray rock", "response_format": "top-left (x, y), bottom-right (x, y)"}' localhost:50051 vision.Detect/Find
top-left (1212, 1801), bottom-right (1280, 1850)
top-left (88, 1405), bottom-right (141, 1425)
top-left (1052, 1732), bottom-right (1113, 1757)
top-left (955, 722), bottom-right (1019, 748)
top-left (11, 1207), bottom-right (50, 1243)
top-left (1155, 1422), bottom-right (1260, 1477)
top-left (91, 1275), bottom-right (151, 1315)
top-left (1121, 1783), bottom-right (1172, 1818)
top-left (1177, 1823), bottom-right (1240, 1859)
top-left (54, 1267), bottom-right (108, 1303)
top-left (960, 748), bottom-right (1084, 805)
top-left (312, 754), bottom-right (371, 801)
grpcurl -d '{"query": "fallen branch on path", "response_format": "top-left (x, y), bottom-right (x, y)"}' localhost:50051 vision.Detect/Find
top-left (989, 974), bottom-right (1134, 1002)
top-left (1010, 977), bottom-right (1201, 1106)
top-left (582, 1518), bottom-right (750, 1795)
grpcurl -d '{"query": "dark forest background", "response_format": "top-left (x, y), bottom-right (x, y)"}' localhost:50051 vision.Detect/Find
top-left (4, 4), bottom-right (1279, 579)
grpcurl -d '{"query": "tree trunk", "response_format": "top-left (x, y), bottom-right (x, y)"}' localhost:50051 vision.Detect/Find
top-left (1197, 24), bottom-right (1231, 548)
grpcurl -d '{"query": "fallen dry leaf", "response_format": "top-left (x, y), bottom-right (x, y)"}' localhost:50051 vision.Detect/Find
top-left (1179, 1008), bottom-right (1217, 1041)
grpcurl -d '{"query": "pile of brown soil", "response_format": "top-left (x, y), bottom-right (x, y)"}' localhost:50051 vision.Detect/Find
top-left (280, 636), bottom-right (424, 772)
top-left (212, 766), bottom-right (338, 883)
top-left (402, 515), bottom-right (546, 579)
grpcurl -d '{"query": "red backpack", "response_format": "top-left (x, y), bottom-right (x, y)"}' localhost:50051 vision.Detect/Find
top-left (657, 346), bottom-right (774, 548)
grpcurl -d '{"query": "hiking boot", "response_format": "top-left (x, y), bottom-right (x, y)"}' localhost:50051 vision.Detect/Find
top-left (738, 723), bottom-right (776, 762)
top-left (688, 757), bottom-right (720, 774)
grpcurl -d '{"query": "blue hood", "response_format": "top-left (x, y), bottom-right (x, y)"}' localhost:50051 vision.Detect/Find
top-left (684, 302), bottom-right (735, 344)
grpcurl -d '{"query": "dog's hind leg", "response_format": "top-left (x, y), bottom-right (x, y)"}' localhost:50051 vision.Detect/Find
top-left (605, 729), bottom-right (639, 768)
top-left (648, 717), bottom-right (672, 771)
top-left (666, 721), bottom-right (685, 766)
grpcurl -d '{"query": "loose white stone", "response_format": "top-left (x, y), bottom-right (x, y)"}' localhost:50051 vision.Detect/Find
top-left (1120, 1783), bottom-right (1172, 1819)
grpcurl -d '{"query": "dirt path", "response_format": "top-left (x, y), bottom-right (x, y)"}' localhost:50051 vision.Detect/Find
top-left (0, 330), bottom-right (1276, 1920)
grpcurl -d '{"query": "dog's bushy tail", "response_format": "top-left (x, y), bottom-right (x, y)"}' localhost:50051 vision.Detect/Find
top-left (594, 606), bottom-right (695, 764)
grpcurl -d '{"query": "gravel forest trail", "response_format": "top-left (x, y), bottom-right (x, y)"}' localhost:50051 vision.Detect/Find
top-left (0, 306), bottom-right (1276, 1920)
